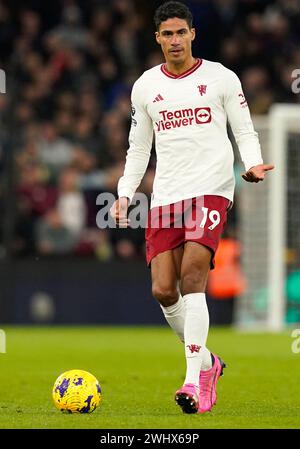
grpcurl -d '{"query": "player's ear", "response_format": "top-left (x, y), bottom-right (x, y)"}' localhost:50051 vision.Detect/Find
top-left (155, 31), bottom-right (161, 45)
top-left (191, 28), bottom-right (196, 41)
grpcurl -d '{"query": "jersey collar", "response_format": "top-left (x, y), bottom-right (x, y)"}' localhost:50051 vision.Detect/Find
top-left (161, 58), bottom-right (203, 79)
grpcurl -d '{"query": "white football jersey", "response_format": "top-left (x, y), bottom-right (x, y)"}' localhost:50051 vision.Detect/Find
top-left (118, 58), bottom-right (263, 208)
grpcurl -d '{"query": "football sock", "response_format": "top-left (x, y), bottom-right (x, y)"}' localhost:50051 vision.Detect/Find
top-left (183, 292), bottom-right (211, 385)
top-left (201, 348), bottom-right (213, 371)
top-left (160, 293), bottom-right (213, 371)
top-left (160, 294), bottom-right (185, 343)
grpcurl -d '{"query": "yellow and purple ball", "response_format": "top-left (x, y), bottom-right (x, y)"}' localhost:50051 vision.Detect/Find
top-left (52, 369), bottom-right (102, 413)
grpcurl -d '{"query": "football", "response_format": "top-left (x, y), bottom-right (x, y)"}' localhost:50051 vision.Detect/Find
top-left (52, 369), bottom-right (102, 413)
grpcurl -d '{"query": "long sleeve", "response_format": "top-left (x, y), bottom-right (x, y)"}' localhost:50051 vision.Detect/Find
top-left (117, 79), bottom-right (153, 203)
top-left (223, 69), bottom-right (263, 171)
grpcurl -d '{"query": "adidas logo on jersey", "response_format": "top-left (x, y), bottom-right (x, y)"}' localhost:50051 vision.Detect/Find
top-left (153, 94), bottom-right (164, 103)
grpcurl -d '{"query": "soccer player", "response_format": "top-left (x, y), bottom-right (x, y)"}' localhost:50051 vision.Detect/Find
top-left (110, 1), bottom-right (274, 414)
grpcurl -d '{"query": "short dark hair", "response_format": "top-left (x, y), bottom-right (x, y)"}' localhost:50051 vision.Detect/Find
top-left (154, 1), bottom-right (193, 31)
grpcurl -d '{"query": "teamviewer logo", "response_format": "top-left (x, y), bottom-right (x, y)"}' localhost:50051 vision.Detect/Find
top-left (155, 107), bottom-right (212, 132)
top-left (194, 107), bottom-right (211, 124)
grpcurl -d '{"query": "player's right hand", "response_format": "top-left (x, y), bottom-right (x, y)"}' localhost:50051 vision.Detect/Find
top-left (110, 197), bottom-right (130, 228)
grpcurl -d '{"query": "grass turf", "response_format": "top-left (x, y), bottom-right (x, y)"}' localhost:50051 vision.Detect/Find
top-left (0, 326), bottom-right (299, 429)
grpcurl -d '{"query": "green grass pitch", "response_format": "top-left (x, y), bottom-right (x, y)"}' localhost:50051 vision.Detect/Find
top-left (0, 326), bottom-right (299, 429)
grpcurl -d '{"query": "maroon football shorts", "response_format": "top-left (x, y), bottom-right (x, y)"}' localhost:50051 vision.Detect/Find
top-left (145, 195), bottom-right (231, 269)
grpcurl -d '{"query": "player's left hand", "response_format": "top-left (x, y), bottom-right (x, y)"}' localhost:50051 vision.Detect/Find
top-left (241, 164), bottom-right (274, 183)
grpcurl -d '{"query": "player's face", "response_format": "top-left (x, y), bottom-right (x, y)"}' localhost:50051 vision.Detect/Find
top-left (155, 18), bottom-right (195, 66)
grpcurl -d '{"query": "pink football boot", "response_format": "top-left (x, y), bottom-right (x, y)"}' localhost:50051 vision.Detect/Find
top-left (198, 354), bottom-right (226, 413)
top-left (175, 383), bottom-right (199, 414)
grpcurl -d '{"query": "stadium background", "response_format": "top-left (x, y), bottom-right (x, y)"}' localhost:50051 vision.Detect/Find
top-left (0, 0), bottom-right (299, 326)
top-left (0, 0), bottom-right (300, 432)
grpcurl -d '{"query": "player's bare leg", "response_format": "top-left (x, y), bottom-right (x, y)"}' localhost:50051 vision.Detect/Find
top-left (180, 241), bottom-right (212, 295)
top-left (176, 242), bottom-right (225, 414)
top-left (151, 246), bottom-right (186, 342)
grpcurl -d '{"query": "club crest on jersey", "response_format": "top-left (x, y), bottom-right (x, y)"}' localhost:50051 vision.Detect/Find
top-left (197, 85), bottom-right (207, 96)
top-left (155, 107), bottom-right (211, 132)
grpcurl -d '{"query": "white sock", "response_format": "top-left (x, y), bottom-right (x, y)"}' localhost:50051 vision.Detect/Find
top-left (201, 349), bottom-right (213, 371)
top-left (183, 293), bottom-right (211, 385)
top-left (160, 293), bottom-right (213, 371)
top-left (160, 294), bottom-right (185, 343)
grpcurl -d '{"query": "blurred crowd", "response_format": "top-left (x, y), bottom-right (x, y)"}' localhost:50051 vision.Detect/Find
top-left (0, 0), bottom-right (299, 260)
